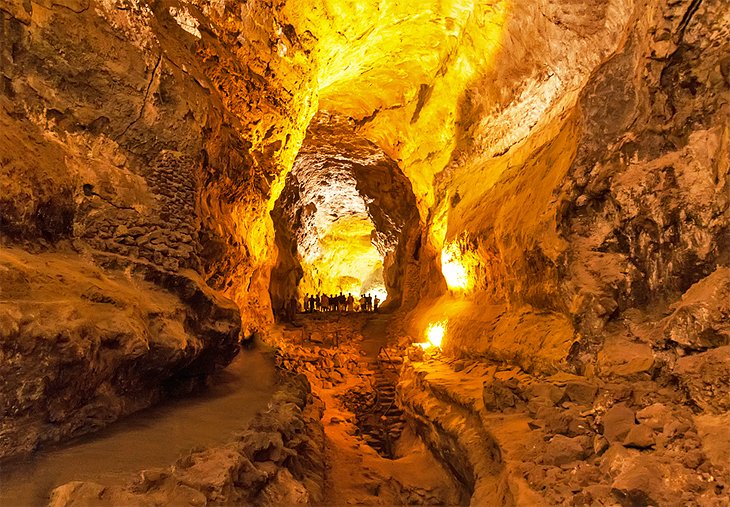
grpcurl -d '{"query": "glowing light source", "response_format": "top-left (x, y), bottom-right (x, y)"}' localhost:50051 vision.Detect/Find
top-left (418, 320), bottom-right (446, 349)
top-left (441, 241), bottom-right (472, 291)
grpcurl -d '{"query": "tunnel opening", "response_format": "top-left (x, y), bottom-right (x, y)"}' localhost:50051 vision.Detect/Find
top-left (269, 112), bottom-right (421, 317)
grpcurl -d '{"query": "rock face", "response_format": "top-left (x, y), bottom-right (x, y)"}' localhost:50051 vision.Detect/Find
top-left (1, 0), bottom-right (729, 503)
top-left (0, 247), bottom-right (240, 459)
top-left (398, 353), bottom-right (728, 506)
top-left (48, 373), bottom-right (326, 506)
top-left (0, 0), bottom-right (315, 457)
top-left (270, 113), bottom-right (425, 312)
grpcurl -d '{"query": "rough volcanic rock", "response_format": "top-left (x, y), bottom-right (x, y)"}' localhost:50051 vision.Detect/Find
top-left (0, 247), bottom-right (240, 459)
top-left (2, 0), bottom-right (729, 503)
top-left (49, 373), bottom-right (325, 506)
top-left (675, 346), bottom-right (730, 414)
top-left (0, 0), bottom-right (319, 456)
top-left (661, 268), bottom-right (730, 351)
top-left (542, 435), bottom-right (587, 466)
top-left (399, 352), bottom-right (728, 506)
top-left (269, 113), bottom-right (425, 312)
top-left (623, 424), bottom-right (655, 449)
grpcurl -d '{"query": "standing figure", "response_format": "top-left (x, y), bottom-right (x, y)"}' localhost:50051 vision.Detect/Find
top-left (347, 293), bottom-right (354, 312)
top-left (359, 294), bottom-right (366, 312)
top-left (373, 295), bottom-right (380, 312)
top-left (365, 293), bottom-right (372, 312)
top-left (321, 293), bottom-right (329, 312)
top-left (303, 293), bottom-right (310, 313)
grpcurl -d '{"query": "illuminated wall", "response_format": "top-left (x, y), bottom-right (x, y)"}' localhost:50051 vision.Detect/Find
top-left (283, 0), bottom-right (509, 217)
top-left (270, 114), bottom-right (420, 309)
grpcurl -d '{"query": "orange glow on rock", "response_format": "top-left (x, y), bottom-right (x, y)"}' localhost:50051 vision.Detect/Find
top-left (441, 240), bottom-right (477, 292)
top-left (423, 320), bottom-right (447, 349)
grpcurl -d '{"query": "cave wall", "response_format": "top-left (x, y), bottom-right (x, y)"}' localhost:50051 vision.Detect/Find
top-left (397, 0), bottom-right (729, 379)
top-left (1, 0), bottom-right (727, 471)
top-left (270, 114), bottom-right (425, 311)
top-left (0, 0), bottom-right (318, 457)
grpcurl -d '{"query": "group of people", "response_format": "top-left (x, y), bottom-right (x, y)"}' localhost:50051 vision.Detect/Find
top-left (303, 292), bottom-right (380, 313)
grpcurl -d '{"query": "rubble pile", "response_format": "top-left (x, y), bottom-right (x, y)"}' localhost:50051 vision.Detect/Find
top-left (399, 352), bottom-right (729, 506)
top-left (277, 317), bottom-right (414, 458)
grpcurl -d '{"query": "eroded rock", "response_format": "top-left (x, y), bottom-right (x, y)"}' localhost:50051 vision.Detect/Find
top-left (49, 374), bottom-right (325, 506)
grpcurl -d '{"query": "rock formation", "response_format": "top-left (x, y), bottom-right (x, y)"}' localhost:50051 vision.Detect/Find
top-left (1, 0), bottom-right (728, 504)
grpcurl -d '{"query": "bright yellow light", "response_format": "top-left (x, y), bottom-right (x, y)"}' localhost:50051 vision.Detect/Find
top-left (282, 0), bottom-right (509, 217)
top-left (441, 241), bottom-right (472, 291)
top-left (298, 215), bottom-right (388, 300)
top-left (424, 320), bottom-right (447, 349)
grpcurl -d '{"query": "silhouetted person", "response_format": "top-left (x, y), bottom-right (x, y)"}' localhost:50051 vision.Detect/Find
top-left (359, 294), bottom-right (366, 312)
top-left (321, 294), bottom-right (329, 312)
top-left (331, 294), bottom-right (338, 312)
top-left (303, 293), bottom-right (310, 313)
top-left (315, 294), bottom-right (321, 312)
top-left (309, 294), bottom-right (316, 313)
top-left (347, 293), bottom-right (354, 312)
top-left (365, 293), bottom-right (372, 312)
top-left (373, 295), bottom-right (380, 312)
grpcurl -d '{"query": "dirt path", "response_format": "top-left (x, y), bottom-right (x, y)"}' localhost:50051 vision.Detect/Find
top-left (279, 313), bottom-right (464, 505)
top-left (359, 313), bottom-right (391, 358)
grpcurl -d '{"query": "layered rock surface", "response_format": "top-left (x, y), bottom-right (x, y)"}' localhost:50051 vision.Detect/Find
top-left (48, 373), bottom-right (326, 506)
top-left (1, 0), bottom-right (728, 503)
top-left (1, 0), bottom-right (315, 457)
top-left (398, 350), bottom-right (728, 506)
top-left (0, 247), bottom-right (240, 459)
top-left (270, 113), bottom-right (424, 311)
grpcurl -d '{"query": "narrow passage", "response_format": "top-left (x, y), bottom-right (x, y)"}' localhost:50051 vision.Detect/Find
top-left (276, 312), bottom-right (466, 505)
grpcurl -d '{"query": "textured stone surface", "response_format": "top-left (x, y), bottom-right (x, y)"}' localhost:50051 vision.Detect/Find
top-left (675, 346), bottom-right (730, 414)
top-left (399, 351), bottom-right (728, 506)
top-left (269, 113), bottom-right (424, 312)
top-left (48, 373), bottom-right (325, 506)
top-left (1, 0), bottom-right (729, 502)
top-left (0, 0), bottom-right (316, 457)
top-left (0, 247), bottom-right (240, 459)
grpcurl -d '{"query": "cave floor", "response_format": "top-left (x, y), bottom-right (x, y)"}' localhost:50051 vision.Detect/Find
top-left (0, 347), bottom-right (277, 507)
top-left (277, 312), bottom-right (466, 505)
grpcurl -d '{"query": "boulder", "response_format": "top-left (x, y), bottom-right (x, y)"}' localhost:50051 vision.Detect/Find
top-left (661, 268), bottom-right (730, 350)
top-left (694, 413), bottom-right (730, 471)
top-left (636, 403), bottom-right (671, 431)
top-left (675, 346), bottom-right (730, 413)
top-left (623, 424), bottom-right (654, 449)
top-left (598, 337), bottom-right (654, 377)
top-left (542, 435), bottom-right (587, 466)
top-left (564, 381), bottom-right (598, 406)
top-left (611, 464), bottom-right (662, 507)
top-left (483, 379), bottom-right (518, 411)
top-left (526, 382), bottom-right (564, 406)
top-left (534, 406), bottom-right (571, 435)
top-left (602, 404), bottom-right (635, 443)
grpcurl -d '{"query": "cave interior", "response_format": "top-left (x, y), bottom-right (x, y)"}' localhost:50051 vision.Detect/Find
top-left (0, 0), bottom-right (729, 505)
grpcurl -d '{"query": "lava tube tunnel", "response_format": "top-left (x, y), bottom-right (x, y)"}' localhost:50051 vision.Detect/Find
top-left (0, 0), bottom-right (728, 505)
